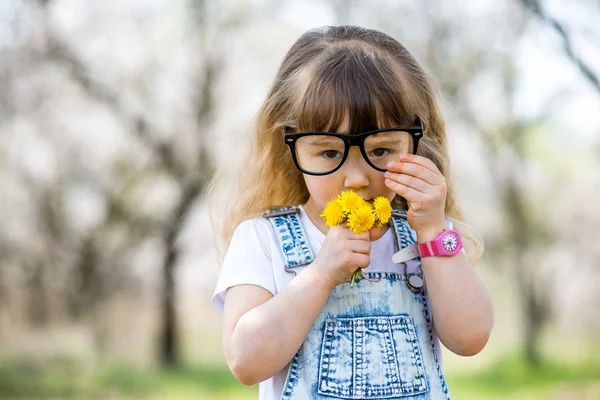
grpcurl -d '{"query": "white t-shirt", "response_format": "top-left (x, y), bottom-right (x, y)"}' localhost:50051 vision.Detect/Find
top-left (212, 205), bottom-right (442, 400)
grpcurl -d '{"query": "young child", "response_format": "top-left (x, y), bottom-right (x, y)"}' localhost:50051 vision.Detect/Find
top-left (210, 25), bottom-right (493, 400)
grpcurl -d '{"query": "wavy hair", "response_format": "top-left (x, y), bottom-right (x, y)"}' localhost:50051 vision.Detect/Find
top-left (208, 25), bottom-right (483, 264)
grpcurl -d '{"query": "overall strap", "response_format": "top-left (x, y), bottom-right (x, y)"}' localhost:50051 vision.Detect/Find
top-left (390, 209), bottom-right (418, 252)
top-left (263, 206), bottom-right (315, 275)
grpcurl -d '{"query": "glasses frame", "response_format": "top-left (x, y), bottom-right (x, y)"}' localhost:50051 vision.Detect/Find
top-left (283, 118), bottom-right (424, 176)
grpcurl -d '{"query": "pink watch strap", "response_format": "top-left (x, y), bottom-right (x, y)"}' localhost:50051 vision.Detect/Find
top-left (418, 241), bottom-right (437, 257)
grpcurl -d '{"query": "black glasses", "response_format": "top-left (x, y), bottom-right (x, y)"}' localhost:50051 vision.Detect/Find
top-left (283, 118), bottom-right (423, 176)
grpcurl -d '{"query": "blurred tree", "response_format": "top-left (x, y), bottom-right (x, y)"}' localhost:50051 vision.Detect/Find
top-left (47, 3), bottom-right (214, 366)
top-left (419, 5), bottom-right (552, 366)
top-left (517, 0), bottom-right (600, 364)
top-left (352, 0), bottom-right (600, 366)
top-left (521, 0), bottom-right (600, 94)
top-left (426, 0), bottom-right (600, 365)
top-left (4, 0), bottom-right (220, 366)
top-left (0, 0), bottom-right (290, 369)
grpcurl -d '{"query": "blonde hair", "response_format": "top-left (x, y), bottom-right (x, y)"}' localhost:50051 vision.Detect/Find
top-left (208, 26), bottom-right (483, 265)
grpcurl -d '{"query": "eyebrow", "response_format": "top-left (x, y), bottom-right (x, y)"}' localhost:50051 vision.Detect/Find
top-left (304, 136), bottom-right (344, 146)
top-left (365, 139), bottom-right (404, 147)
top-left (367, 130), bottom-right (410, 138)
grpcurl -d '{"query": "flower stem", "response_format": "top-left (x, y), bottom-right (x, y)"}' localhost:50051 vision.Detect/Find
top-left (349, 269), bottom-right (379, 286)
top-left (350, 270), bottom-right (358, 286)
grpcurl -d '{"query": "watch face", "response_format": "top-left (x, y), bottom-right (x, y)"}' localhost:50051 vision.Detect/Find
top-left (442, 233), bottom-right (458, 252)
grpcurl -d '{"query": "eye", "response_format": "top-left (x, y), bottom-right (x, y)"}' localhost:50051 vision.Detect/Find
top-left (370, 148), bottom-right (391, 157)
top-left (320, 150), bottom-right (343, 159)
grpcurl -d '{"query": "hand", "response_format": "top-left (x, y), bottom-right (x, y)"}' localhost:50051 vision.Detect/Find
top-left (310, 225), bottom-right (371, 288)
top-left (384, 153), bottom-right (448, 239)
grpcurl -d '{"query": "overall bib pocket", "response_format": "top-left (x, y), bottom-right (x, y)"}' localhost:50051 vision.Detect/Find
top-left (317, 315), bottom-right (429, 399)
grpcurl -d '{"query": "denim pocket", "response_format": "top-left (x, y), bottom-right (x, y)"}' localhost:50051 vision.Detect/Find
top-left (317, 315), bottom-right (429, 399)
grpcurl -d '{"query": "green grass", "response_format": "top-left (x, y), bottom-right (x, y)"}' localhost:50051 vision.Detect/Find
top-left (0, 356), bottom-right (257, 399)
top-left (447, 353), bottom-right (600, 399)
top-left (0, 352), bottom-right (599, 399)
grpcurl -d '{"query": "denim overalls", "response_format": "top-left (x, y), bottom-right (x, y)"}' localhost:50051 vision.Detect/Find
top-left (264, 206), bottom-right (451, 400)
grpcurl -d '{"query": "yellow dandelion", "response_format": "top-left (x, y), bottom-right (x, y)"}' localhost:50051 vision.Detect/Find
top-left (347, 205), bottom-right (376, 234)
top-left (337, 191), bottom-right (367, 215)
top-left (320, 199), bottom-right (346, 227)
top-left (372, 196), bottom-right (392, 227)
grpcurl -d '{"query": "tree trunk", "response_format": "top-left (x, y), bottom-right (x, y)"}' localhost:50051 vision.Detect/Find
top-left (160, 232), bottom-right (179, 367)
top-left (159, 182), bottom-right (204, 366)
top-left (506, 179), bottom-right (547, 366)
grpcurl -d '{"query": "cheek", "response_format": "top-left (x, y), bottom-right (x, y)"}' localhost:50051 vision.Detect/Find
top-left (304, 176), bottom-right (341, 203)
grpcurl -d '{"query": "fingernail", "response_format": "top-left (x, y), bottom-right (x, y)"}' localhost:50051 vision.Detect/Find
top-left (387, 162), bottom-right (394, 168)
top-left (399, 154), bottom-right (407, 160)
top-left (385, 171), bottom-right (391, 177)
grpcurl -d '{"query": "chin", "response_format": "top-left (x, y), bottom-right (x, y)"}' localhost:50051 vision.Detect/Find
top-left (368, 224), bottom-right (388, 241)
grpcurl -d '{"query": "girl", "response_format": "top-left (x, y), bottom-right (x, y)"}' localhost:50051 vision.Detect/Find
top-left (210, 25), bottom-right (493, 400)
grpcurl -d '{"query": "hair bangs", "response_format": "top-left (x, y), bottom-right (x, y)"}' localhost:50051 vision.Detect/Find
top-left (294, 49), bottom-right (422, 134)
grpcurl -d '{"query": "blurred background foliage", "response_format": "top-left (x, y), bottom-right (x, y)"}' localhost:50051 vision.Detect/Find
top-left (1, 0), bottom-right (599, 398)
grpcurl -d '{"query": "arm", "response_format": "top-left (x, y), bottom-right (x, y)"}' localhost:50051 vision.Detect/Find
top-left (385, 153), bottom-right (494, 356)
top-left (417, 223), bottom-right (494, 356)
top-left (223, 263), bottom-right (336, 386)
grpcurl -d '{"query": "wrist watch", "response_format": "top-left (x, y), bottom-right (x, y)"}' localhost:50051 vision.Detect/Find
top-left (418, 229), bottom-right (463, 257)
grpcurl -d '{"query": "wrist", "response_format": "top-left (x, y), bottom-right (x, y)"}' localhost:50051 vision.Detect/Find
top-left (304, 262), bottom-right (337, 292)
top-left (416, 222), bottom-right (450, 244)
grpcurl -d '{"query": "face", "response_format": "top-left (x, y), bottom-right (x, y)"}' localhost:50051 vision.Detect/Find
top-left (303, 146), bottom-right (396, 209)
top-left (301, 119), bottom-right (397, 238)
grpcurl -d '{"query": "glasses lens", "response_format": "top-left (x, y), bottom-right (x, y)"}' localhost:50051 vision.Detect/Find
top-left (295, 135), bottom-right (345, 174)
top-left (364, 130), bottom-right (413, 170)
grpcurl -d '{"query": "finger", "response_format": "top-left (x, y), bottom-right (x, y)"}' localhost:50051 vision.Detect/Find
top-left (386, 157), bottom-right (442, 186)
top-left (384, 171), bottom-right (430, 194)
top-left (386, 160), bottom-right (441, 186)
top-left (340, 225), bottom-right (371, 241)
top-left (353, 254), bottom-right (370, 269)
top-left (350, 232), bottom-right (371, 241)
top-left (349, 240), bottom-right (371, 255)
top-left (399, 153), bottom-right (441, 174)
top-left (385, 178), bottom-right (428, 203)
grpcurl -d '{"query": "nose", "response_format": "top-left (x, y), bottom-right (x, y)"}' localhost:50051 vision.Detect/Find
top-left (343, 147), bottom-right (370, 189)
